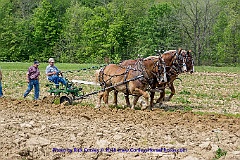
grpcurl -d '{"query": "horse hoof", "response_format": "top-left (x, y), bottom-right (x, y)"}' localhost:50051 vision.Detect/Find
top-left (127, 105), bottom-right (131, 108)
top-left (95, 105), bottom-right (101, 109)
top-left (141, 106), bottom-right (148, 110)
top-left (162, 97), bottom-right (168, 101)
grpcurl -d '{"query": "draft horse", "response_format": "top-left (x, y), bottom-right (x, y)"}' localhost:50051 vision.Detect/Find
top-left (95, 56), bottom-right (167, 110)
top-left (116, 49), bottom-right (194, 108)
top-left (149, 49), bottom-right (194, 105)
top-left (113, 49), bottom-right (182, 109)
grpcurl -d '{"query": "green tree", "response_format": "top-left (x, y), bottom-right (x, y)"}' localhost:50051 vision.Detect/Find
top-left (31, 0), bottom-right (62, 61)
top-left (105, 0), bottom-right (149, 61)
top-left (61, 2), bottom-right (93, 63)
top-left (211, 0), bottom-right (240, 65)
top-left (0, 0), bottom-right (34, 61)
top-left (81, 5), bottom-right (111, 63)
top-left (135, 2), bottom-right (181, 57)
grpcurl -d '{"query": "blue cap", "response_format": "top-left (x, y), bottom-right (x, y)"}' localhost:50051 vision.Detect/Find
top-left (34, 61), bottom-right (39, 65)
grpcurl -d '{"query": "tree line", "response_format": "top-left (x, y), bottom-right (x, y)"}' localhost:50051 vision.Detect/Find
top-left (0, 0), bottom-right (239, 66)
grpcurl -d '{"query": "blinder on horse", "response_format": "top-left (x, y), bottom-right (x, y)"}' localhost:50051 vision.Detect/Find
top-left (185, 50), bottom-right (194, 73)
top-left (95, 56), bottom-right (168, 110)
top-left (147, 56), bottom-right (168, 85)
top-left (172, 49), bottom-right (194, 73)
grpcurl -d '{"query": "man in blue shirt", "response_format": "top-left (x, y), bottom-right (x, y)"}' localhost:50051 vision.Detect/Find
top-left (23, 61), bottom-right (40, 100)
top-left (45, 58), bottom-right (67, 88)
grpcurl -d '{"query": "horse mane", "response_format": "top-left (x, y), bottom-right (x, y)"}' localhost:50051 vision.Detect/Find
top-left (143, 56), bottom-right (159, 61)
top-left (163, 50), bottom-right (176, 54)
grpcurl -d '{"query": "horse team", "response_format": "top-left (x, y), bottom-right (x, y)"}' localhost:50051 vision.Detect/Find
top-left (95, 48), bottom-right (194, 110)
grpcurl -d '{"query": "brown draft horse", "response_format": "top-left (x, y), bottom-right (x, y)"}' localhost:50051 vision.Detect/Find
top-left (145, 49), bottom-right (194, 106)
top-left (182, 50), bottom-right (194, 73)
top-left (156, 50), bottom-right (194, 105)
top-left (116, 49), bottom-right (194, 108)
top-left (112, 49), bottom-right (182, 109)
top-left (95, 56), bottom-right (167, 110)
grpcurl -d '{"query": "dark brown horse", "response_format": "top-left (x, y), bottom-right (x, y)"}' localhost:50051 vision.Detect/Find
top-left (95, 57), bottom-right (167, 110)
top-left (184, 50), bottom-right (194, 73)
top-left (176, 49), bottom-right (194, 73)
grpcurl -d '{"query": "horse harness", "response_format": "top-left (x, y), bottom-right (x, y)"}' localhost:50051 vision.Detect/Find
top-left (157, 50), bottom-right (183, 90)
top-left (98, 57), bottom-right (167, 95)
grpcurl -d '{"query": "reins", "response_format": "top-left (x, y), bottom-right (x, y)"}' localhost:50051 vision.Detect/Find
top-left (98, 57), bottom-right (168, 92)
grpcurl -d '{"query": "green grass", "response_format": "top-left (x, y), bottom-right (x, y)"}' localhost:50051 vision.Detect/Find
top-left (231, 92), bottom-right (240, 100)
top-left (196, 66), bottom-right (240, 73)
top-left (0, 62), bottom-right (105, 71)
top-left (183, 106), bottom-right (193, 111)
top-left (194, 111), bottom-right (240, 118)
top-left (179, 90), bottom-right (191, 95)
top-left (174, 97), bottom-right (191, 104)
top-left (1, 62), bottom-right (240, 73)
top-left (195, 93), bottom-right (209, 98)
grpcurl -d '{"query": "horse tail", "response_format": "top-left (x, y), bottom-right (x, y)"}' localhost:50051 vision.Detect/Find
top-left (95, 67), bottom-right (105, 83)
top-left (95, 69), bottom-right (101, 83)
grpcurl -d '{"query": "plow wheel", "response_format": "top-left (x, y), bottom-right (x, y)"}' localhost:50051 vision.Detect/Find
top-left (60, 96), bottom-right (73, 105)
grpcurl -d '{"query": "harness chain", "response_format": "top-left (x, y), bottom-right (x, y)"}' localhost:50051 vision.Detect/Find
top-left (98, 58), bottom-right (165, 94)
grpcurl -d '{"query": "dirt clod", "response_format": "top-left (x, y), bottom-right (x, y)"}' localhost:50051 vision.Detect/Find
top-left (0, 97), bottom-right (239, 160)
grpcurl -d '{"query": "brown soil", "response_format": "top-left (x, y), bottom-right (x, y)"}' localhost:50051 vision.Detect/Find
top-left (0, 97), bottom-right (239, 160)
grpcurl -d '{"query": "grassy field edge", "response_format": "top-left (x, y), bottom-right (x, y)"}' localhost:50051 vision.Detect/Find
top-left (0, 62), bottom-right (240, 73)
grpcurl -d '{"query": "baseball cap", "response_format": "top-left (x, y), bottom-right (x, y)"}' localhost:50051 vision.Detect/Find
top-left (34, 61), bottom-right (40, 65)
top-left (48, 58), bottom-right (55, 63)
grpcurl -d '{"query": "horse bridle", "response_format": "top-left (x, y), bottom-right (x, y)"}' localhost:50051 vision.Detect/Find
top-left (148, 57), bottom-right (167, 84)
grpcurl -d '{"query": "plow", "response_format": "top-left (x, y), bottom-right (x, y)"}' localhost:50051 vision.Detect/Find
top-left (44, 73), bottom-right (144, 105)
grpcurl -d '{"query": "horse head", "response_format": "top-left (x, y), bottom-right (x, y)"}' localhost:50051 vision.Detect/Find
top-left (186, 50), bottom-right (194, 73)
top-left (178, 50), bottom-right (194, 73)
top-left (143, 56), bottom-right (168, 84)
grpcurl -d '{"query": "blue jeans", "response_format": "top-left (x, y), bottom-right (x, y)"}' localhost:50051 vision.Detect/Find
top-left (0, 81), bottom-right (3, 97)
top-left (24, 79), bottom-right (39, 100)
top-left (48, 75), bottom-right (67, 87)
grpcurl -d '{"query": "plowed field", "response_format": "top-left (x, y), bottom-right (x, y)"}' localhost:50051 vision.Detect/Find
top-left (0, 70), bottom-right (239, 160)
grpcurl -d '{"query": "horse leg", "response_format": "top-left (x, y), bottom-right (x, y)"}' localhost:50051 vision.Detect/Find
top-left (165, 82), bottom-right (175, 101)
top-left (102, 90), bottom-right (110, 107)
top-left (150, 91), bottom-right (155, 109)
top-left (132, 96), bottom-right (140, 110)
top-left (95, 91), bottom-right (104, 108)
top-left (114, 90), bottom-right (131, 107)
top-left (156, 89), bottom-right (165, 106)
top-left (132, 88), bottom-right (149, 110)
top-left (124, 94), bottom-right (131, 107)
top-left (113, 90), bottom-right (118, 106)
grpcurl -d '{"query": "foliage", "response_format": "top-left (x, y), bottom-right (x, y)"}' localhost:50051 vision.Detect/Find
top-left (210, 0), bottom-right (240, 66)
top-left (31, 0), bottom-right (62, 61)
top-left (0, 0), bottom-right (239, 65)
top-left (213, 148), bottom-right (227, 159)
top-left (136, 2), bottom-right (182, 57)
